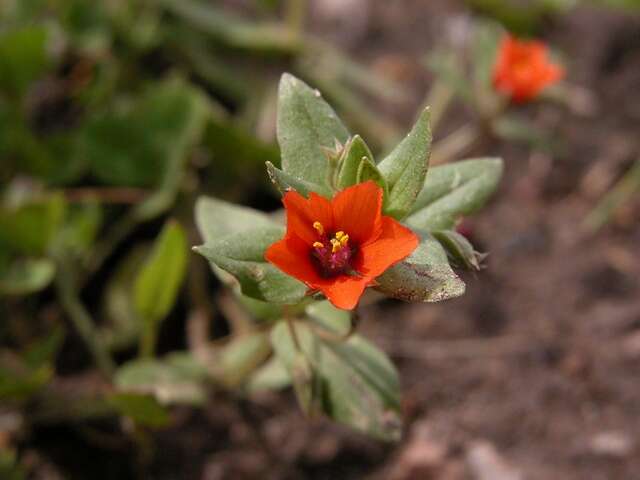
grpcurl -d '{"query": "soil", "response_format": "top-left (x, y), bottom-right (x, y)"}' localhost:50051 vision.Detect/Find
top-left (23, 1), bottom-right (640, 479)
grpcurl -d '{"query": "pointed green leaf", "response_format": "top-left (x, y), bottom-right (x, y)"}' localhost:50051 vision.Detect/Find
top-left (194, 226), bottom-right (307, 304)
top-left (378, 108), bottom-right (432, 219)
top-left (0, 258), bottom-right (55, 296)
top-left (336, 135), bottom-right (374, 189)
top-left (277, 73), bottom-right (350, 186)
top-left (432, 230), bottom-right (484, 271)
top-left (246, 357), bottom-right (291, 393)
top-left (134, 221), bottom-right (188, 324)
top-left (271, 321), bottom-right (401, 441)
top-left (407, 157), bottom-right (503, 231)
top-left (375, 233), bottom-right (465, 302)
top-left (114, 353), bottom-right (208, 405)
top-left (84, 79), bottom-right (209, 188)
top-left (0, 26), bottom-right (49, 96)
top-left (108, 393), bottom-right (171, 428)
top-left (306, 300), bottom-right (351, 336)
top-left (215, 332), bottom-right (272, 388)
top-left (195, 196), bottom-right (274, 243)
top-left (357, 156), bottom-right (389, 198)
top-left (266, 161), bottom-right (332, 198)
top-left (0, 193), bottom-right (66, 256)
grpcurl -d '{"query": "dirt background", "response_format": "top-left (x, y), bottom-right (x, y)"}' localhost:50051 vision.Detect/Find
top-left (28, 1), bottom-right (640, 479)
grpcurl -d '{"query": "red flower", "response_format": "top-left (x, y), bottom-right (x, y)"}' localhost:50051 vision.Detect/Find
top-left (493, 34), bottom-right (564, 103)
top-left (265, 181), bottom-right (419, 310)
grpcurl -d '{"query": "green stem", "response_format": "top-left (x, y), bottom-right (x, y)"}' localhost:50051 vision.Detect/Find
top-left (423, 80), bottom-right (454, 134)
top-left (584, 159), bottom-right (640, 231)
top-left (284, 0), bottom-right (306, 38)
top-left (139, 320), bottom-right (157, 358)
top-left (54, 260), bottom-right (115, 378)
top-left (430, 124), bottom-right (480, 166)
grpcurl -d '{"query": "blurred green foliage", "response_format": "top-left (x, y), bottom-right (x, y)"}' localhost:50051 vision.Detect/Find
top-left (0, 1), bottom-right (411, 469)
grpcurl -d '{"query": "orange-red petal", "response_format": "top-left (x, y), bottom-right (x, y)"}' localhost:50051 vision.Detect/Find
top-left (264, 234), bottom-right (324, 285)
top-left (282, 190), bottom-right (334, 244)
top-left (332, 180), bottom-right (382, 244)
top-left (355, 216), bottom-right (419, 279)
top-left (319, 275), bottom-right (369, 310)
top-left (493, 34), bottom-right (563, 103)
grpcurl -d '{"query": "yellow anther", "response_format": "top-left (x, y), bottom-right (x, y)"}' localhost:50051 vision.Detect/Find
top-left (339, 234), bottom-right (349, 246)
top-left (312, 221), bottom-right (324, 235)
top-left (312, 241), bottom-right (324, 249)
top-left (334, 231), bottom-right (345, 240)
top-left (330, 238), bottom-right (341, 253)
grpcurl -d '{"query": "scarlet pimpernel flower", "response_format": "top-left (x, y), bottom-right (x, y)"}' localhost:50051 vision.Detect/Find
top-left (265, 181), bottom-right (419, 310)
top-left (493, 34), bottom-right (564, 103)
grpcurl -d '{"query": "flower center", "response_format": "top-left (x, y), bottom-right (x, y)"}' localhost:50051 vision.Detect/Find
top-left (310, 221), bottom-right (355, 277)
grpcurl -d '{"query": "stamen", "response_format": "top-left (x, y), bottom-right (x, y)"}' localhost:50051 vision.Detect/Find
top-left (312, 241), bottom-right (324, 249)
top-left (312, 221), bottom-right (324, 235)
top-left (340, 234), bottom-right (349, 246)
top-left (330, 238), bottom-right (341, 253)
top-left (334, 231), bottom-right (345, 240)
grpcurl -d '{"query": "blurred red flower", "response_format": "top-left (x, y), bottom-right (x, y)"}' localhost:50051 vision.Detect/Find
top-left (493, 34), bottom-right (564, 103)
top-left (265, 181), bottom-right (418, 310)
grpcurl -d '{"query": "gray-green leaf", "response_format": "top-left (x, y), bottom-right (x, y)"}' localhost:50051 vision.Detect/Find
top-left (134, 221), bottom-right (188, 324)
top-left (407, 157), bottom-right (503, 231)
top-left (378, 108), bottom-right (432, 219)
top-left (277, 73), bottom-right (350, 187)
top-left (336, 135), bottom-right (374, 189)
top-left (375, 234), bottom-right (465, 302)
top-left (194, 226), bottom-right (307, 304)
top-left (266, 161), bottom-right (332, 198)
top-left (271, 321), bottom-right (401, 441)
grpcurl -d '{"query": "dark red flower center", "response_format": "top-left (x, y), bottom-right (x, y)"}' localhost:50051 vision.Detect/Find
top-left (309, 221), bottom-right (355, 278)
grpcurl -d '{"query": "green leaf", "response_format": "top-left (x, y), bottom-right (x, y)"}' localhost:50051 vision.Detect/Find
top-left (246, 357), bottom-right (291, 393)
top-left (159, 0), bottom-right (301, 53)
top-left (84, 78), bottom-right (209, 188)
top-left (194, 226), bottom-right (307, 304)
top-left (0, 258), bottom-right (55, 295)
top-left (357, 156), bottom-right (389, 198)
top-left (0, 26), bottom-right (49, 96)
top-left (215, 332), bottom-right (272, 388)
top-left (378, 108), bottom-right (432, 219)
top-left (99, 246), bottom-right (147, 351)
top-left (195, 196), bottom-right (274, 243)
top-left (266, 161), bottom-right (332, 198)
top-left (22, 327), bottom-right (65, 370)
top-left (134, 221), bottom-right (188, 354)
top-left (0, 193), bottom-right (66, 256)
top-left (56, 202), bottom-right (102, 258)
top-left (114, 353), bottom-right (208, 405)
top-left (407, 157), bottom-right (503, 231)
top-left (271, 321), bottom-right (401, 441)
top-left (336, 135), bottom-right (374, 189)
top-left (306, 300), bottom-right (351, 336)
top-left (134, 221), bottom-right (188, 322)
top-left (277, 73), bottom-right (350, 187)
top-left (108, 393), bottom-right (171, 428)
top-left (375, 233), bottom-right (465, 302)
top-left (0, 364), bottom-right (52, 402)
top-left (432, 230), bottom-right (485, 271)
top-left (200, 114), bottom-right (280, 194)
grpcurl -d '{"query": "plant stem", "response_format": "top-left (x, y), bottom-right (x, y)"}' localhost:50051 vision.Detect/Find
top-left (423, 80), bottom-right (454, 134)
top-left (54, 260), bottom-right (115, 378)
top-left (139, 321), bottom-right (156, 358)
top-left (584, 159), bottom-right (640, 231)
top-left (284, 0), bottom-right (306, 38)
top-left (430, 124), bottom-right (480, 166)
